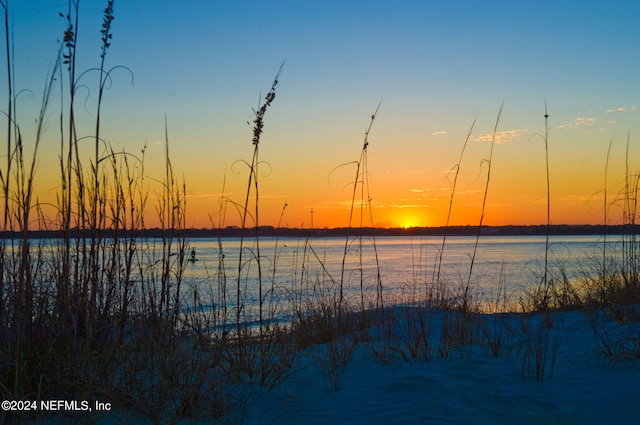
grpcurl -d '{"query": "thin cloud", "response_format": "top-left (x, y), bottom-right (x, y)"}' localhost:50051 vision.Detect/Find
top-left (393, 203), bottom-right (425, 209)
top-left (559, 106), bottom-right (636, 129)
top-left (475, 129), bottom-right (528, 144)
top-left (186, 192), bottom-right (228, 199)
top-left (576, 117), bottom-right (596, 126)
top-left (556, 194), bottom-right (592, 205)
top-left (255, 194), bottom-right (289, 201)
top-left (319, 200), bottom-right (367, 210)
top-left (432, 131), bottom-right (448, 136)
top-left (557, 117), bottom-right (597, 129)
top-left (406, 169), bottom-right (431, 175)
top-left (606, 106), bottom-right (636, 113)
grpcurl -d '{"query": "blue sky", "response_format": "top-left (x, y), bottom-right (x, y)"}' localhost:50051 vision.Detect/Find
top-left (4, 0), bottom-right (640, 227)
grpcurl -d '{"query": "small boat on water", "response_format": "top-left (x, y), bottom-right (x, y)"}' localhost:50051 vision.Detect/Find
top-left (188, 248), bottom-right (198, 262)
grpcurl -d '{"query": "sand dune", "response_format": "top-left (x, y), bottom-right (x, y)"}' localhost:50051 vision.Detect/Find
top-left (243, 310), bottom-right (639, 425)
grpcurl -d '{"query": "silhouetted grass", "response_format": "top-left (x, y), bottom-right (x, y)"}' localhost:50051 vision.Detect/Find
top-left (0, 3), bottom-right (221, 422)
top-left (465, 103), bottom-right (504, 313)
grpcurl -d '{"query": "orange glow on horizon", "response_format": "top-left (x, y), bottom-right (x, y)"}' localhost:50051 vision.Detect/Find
top-left (384, 210), bottom-right (431, 229)
top-left (23, 103), bottom-right (635, 232)
top-left (179, 188), bottom-right (614, 230)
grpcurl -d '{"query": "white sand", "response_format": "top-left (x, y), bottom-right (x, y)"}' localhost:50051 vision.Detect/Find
top-left (242, 310), bottom-right (640, 425)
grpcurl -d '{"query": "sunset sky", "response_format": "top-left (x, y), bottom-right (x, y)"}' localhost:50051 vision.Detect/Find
top-left (5, 0), bottom-right (640, 229)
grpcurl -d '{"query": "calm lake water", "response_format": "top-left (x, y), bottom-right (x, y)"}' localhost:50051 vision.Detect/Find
top-left (183, 234), bottom-right (625, 318)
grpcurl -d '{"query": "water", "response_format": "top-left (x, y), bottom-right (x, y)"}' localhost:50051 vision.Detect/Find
top-left (182, 234), bottom-right (623, 319)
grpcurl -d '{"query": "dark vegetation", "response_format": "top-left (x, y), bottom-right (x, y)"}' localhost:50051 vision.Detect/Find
top-left (2, 223), bottom-right (634, 239)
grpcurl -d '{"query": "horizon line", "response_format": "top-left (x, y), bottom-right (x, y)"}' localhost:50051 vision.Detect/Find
top-left (3, 223), bottom-right (635, 238)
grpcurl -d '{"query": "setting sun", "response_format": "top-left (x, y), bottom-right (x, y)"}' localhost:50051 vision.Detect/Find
top-left (400, 220), bottom-right (419, 229)
top-left (394, 212), bottom-right (429, 229)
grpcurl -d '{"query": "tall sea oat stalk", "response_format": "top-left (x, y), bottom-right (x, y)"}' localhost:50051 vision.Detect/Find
top-left (602, 137), bottom-right (614, 278)
top-left (466, 103), bottom-right (503, 312)
top-left (527, 102), bottom-right (553, 309)
top-left (87, 0), bottom-right (115, 337)
top-left (211, 175), bottom-right (229, 329)
top-left (90, 0), bottom-right (115, 237)
top-left (542, 103), bottom-right (551, 290)
top-left (0, 0), bottom-right (13, 230)
top-left (268, 201), bottom-right (288, 316)
top-left (0, 0), bottom-right (12, 331)
top-left (434, 118), bottom-right (476, 286)
top-left (159, 117), bottom-right (187, 331)
top-left (363, 122), bottom-right (384, 315)
top-left (56, 1), bottom-right (81, 337)
top-left (622, 131), bottom-right (638, 284)
top-left (235, 64), bottom-right (282, 337)
top-left (337, 103), bottom-right (382, 325)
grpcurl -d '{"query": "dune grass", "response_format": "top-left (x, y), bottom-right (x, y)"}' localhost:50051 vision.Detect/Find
top-left (0, 2), bottom-right (216, 422)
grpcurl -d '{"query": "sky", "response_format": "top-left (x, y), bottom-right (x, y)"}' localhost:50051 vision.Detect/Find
top-left (3, 0), bottom-right (640, 229)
